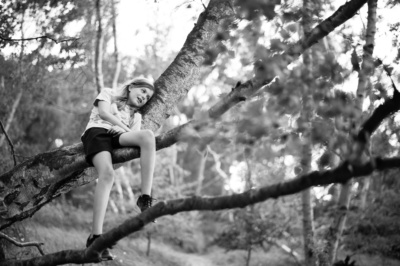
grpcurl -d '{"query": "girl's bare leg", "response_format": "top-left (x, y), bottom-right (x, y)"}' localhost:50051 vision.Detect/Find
top-left (119, 129), bottom-right (155, 195)
top-left (91, 151), bottom-right (115, 235)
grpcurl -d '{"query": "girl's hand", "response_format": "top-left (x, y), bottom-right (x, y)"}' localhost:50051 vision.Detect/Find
top-left (108, 125), bottom-right (125, 135)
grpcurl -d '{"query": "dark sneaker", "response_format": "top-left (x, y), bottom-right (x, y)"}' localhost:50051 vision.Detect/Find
top-left (137, 194), bottom-right (157, 222)
top-left (86, 234), bottom-right (115, 261)
top-left (136, 194), bottom-right (153, 213)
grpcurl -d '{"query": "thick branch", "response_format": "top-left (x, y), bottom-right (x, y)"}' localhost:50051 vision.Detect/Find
top-left (357, 86), bottom-right (400, 142)
top-left (290, 0), bottom-right (368, 56)
top-left (5, 156), bottom-right (400, 266)
top-left (142, 0), bottom-right (235, 130)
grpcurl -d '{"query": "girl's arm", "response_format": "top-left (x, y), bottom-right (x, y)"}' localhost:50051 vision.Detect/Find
top-left (130, 113), bottom-right (142, 131)
top-left (98, 100), bottom-right (131, 132)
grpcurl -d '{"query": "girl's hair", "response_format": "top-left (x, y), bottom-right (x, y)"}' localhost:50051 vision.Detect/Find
top-left (114, 77), bottom-right (155, 110)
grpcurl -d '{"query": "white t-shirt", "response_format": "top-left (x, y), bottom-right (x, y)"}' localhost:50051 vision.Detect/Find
top-left (83, 88), bottom-right (141, 133)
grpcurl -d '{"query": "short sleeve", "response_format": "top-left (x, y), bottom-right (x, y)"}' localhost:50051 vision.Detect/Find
top-left (94, 88), bottom-right (112, 106)
top-left (130, 113), bottom-right (142, 131)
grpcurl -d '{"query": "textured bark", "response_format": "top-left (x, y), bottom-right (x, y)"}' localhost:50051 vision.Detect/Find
top-left (4, 156), bottom-right (400, 266)
top-left (209, 0), bottom-right (369, 118)
top-left (141, 0), bottom-right (235, 131)
top-left (94, 0), bottom-right (104, 93)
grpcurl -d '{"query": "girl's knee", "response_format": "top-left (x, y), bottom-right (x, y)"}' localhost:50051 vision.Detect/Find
top-left (140, 130), bottom-right (155, 146)
top-left (98, 167), bottom-right (115, 183)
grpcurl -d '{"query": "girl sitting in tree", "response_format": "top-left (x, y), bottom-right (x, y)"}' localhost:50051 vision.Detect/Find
top-left (81, 77), bottom-right (156, 260)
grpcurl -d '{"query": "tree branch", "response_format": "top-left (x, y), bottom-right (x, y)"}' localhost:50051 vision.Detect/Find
top-left (291, 0), bottom-right (368, 56)
top-left (0, 35), bottom-right (79, 44)
top-left (0, 232), bottom-right (45, 256)
top-left (142, 0), bottom-right (235, 131)
top-left (0, 120), bottom-right (17, 166)
top-left (4, 156), bottom-right (400, 266)
top-left (357, 87), bottom-right (400, 143)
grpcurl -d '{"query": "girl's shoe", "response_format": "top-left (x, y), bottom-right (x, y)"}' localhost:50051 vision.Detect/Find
top-left (136, 194), bottom-right (154, 212)
top-left (137, 194), bottom-right (157, 222)
top-left (86, 234), bottom-right (115, 261)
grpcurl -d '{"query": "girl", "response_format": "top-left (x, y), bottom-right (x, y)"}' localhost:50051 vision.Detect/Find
top-left (81, 77), bottom-right (156, 260)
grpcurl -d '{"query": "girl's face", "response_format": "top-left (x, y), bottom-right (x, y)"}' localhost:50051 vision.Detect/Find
top-left (127, 85), bottom-right (154, 108)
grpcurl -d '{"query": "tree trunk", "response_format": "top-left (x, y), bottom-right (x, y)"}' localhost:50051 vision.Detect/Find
top-left (359, 176), bottom-right (371, 210)
top-left (1, 7), bottom-right (26, 149)
top-left (357, 0), bottom-right (377, 212)
top-left (141, 0), bottom-right (234, 131)
top-left (195, 149), bottom-right (207, 195)
top-left (111, 0), bottom-right (121, 90)
top-left (94, 0), bottom-right (104, 93)
top-left (300, 1), bottom-right (317, 265)
top-left (326, 183), bottom-right (352, 264)
top-left (246, 247), bottom-right (252, 266)
top-left (0, 91), bottom-right (22, 148)
top-left (324, 0), bottom-right (378, 264)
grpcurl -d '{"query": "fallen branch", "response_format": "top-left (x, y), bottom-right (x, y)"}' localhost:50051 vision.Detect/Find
top-left (0, 232), bottom-right (44, 256)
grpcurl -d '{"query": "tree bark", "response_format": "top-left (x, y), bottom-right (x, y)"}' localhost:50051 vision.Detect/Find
top-left (141, 0), bottom-right (235, 131)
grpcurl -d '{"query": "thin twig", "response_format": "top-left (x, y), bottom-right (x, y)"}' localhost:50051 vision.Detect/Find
top-left (0, 35), bottom-right (79, 44)
top-left (0, 120), bottom-right (17, 166)
top-left (200, 0), bottom-right (207, 9)
top-left (0, 232), bottom-right (45, 256)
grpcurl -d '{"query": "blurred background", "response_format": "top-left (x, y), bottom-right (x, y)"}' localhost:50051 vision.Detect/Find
top-left (1, 0), bottom-right (400, 265)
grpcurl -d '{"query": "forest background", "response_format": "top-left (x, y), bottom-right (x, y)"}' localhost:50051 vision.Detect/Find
top-left (1, 0), bottom-right (400, 265)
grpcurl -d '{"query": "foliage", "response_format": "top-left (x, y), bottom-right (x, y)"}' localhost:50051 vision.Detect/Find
top-left (345, 171), bottom-right (400, 260)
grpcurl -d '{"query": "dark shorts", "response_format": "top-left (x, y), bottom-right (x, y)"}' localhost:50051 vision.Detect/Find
top-left (81, 127), bottom-right (123, 166)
